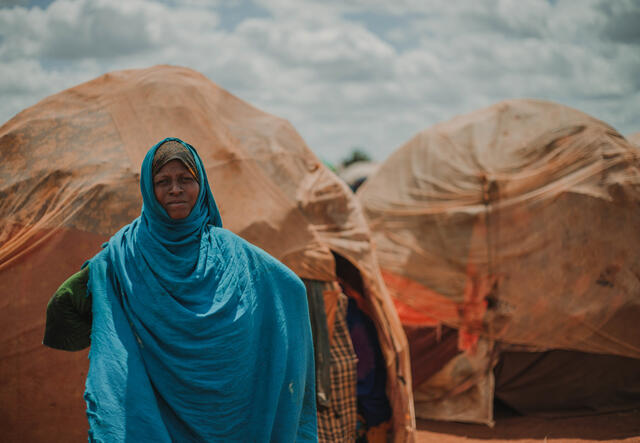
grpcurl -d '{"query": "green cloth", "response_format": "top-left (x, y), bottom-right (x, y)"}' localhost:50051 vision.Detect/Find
top-left (43, 266), bottom-right (92, 351)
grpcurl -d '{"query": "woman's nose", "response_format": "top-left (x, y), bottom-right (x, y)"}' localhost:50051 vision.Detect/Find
top-left (169, 181), bottom-right (182, 194)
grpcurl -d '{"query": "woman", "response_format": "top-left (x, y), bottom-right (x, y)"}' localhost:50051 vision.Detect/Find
top-left (43, 138), bottom-right (318, 442)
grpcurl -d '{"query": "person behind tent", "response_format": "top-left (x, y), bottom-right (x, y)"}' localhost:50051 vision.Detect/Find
top-left (43, 138), bottom-right (318, 442)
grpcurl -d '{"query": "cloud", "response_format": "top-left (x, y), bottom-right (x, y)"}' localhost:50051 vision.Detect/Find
top-left (597, 0), bottom-right (640, 44)
top-left (0, 0), bottom-right (639, 163)
top-left (39, 1), bottom-right (158, 59)
top-left (0, 0), bottom-right (224, 61)
top-left (235, 19), bottom-right (395, 82)
top-left (1, 0), bottom-right (48, 6)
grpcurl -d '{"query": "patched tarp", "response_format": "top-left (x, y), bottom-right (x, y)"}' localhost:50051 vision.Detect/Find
top-left (358, 99), bottom-right (640, 424)
top-left (0, 65), bottom-right (414, 442)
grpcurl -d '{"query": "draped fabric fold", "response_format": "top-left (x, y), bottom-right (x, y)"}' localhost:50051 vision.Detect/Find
top-left (84, 138), bottom-right (317, 442)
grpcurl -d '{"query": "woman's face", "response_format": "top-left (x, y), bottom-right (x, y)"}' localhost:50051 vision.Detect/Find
top-left (153, 159), bottom-right (200, 219)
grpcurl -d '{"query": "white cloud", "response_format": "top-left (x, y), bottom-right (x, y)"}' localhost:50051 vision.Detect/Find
top-left (0, 0), bottom-right (639, 163)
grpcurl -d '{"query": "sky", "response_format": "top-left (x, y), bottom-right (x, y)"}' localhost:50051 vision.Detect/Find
top-left (1, 0), bottom-right (639, 164)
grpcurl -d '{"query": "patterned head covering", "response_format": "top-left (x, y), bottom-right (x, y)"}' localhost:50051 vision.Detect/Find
top-left (152, 139), bottom-right (199, 180)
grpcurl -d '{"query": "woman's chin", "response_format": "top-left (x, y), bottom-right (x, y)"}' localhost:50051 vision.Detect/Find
top-left (167, 210), bottom-right (189, 220)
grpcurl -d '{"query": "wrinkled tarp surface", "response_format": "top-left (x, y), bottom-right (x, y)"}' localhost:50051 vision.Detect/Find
top-left (358, 99), bottom-right (640, 424)
top-left (0, 65), bottom-right (413, 442)
top-left (628, 131), bottom-right (640, 148)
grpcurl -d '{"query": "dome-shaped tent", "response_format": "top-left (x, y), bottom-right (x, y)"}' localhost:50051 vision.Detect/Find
top-left (358, 99), bottom-right (640, 425)
top-left (0, 65), bottom-right (414, 442)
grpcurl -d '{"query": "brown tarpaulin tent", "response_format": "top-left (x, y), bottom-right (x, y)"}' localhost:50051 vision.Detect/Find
top-left (0, 65), bottom-right (414, 442)
top-left (358, 99), bottom-right (640, 425)
top-left (628, 131), bottom-right (640, 148)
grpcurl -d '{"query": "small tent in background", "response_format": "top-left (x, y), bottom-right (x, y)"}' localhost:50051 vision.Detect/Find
top-left (0, 65), bottom-right (414, 442)
top-left (628, 131), bottom-right (640, 148)
top-left (358, 99), bottom-right (640, 425)
top-left (337, 161), bottom-right (380, 192)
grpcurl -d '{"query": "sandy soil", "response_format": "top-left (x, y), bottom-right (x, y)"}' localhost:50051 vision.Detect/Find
top-left (415, 409), bottom-right (640, 442)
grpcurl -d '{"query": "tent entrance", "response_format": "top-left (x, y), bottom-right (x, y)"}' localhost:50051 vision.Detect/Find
top-left (332, 252), bottom-right (393, 440)
top-left (407, 325), bottom-right (640, 424)
top-left (494, 348), bottom-right (640, 417)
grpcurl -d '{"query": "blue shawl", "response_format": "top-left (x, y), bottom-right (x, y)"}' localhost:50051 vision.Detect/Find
top-left (84, 138), bottom-right (317, 442)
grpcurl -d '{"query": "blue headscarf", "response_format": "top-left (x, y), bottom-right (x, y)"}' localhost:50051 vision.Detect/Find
top-left (84, 138), bottom-right (317, 442)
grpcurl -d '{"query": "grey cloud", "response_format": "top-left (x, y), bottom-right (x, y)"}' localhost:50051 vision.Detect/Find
top-left (40, 3), bottom-right (157, 59)
top-left (597, 0), bottom-right (640, 44)
top-left (213, 1), bottom-right (270, 31)
top-left (455, 10), bottom-right (548, 40)
top-left (0, 58), bottom-right (101, 123)
top-left (236, 18), bottom-right (396, 83)
top-left (213, 0), bottom-right (640, 160)
top-left (0, 0), bottom-right (56, 7)
top-left (0, 7), bottom-right (45, 61)
top-left (0, 0), bottom-right (28, 6)
top-left (342, 10), bottom-right (419, 51)
top-left (1, 0), bottom-right (639, 163)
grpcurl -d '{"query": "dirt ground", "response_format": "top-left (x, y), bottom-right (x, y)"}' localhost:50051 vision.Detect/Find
top-left (415, 409), bottom-right (640, 442)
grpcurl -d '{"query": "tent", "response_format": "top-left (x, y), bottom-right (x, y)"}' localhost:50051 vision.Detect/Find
top-left (628, 131), bottom-right (640, 148)
top-left (357, 99), bottom-right (640, 425)
top-left (337, 161), bottom-right (380, 192)
top-left (0, 65), bottom-right (414, 442)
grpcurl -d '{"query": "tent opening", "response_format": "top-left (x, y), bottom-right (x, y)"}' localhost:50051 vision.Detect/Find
top-left (493, 348), bottom-right (640, 418)
top-left (405, 323), bottom-right (640, 421)
top-left (332, 252), bottom-right (393, 440)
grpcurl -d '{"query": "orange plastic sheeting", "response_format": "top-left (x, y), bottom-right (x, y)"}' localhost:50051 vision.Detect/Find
top-left (383, 264), bottom-right (490, 353)
top-left (459, 263), bottom-right (493, 353)
top-left (382, 269), bottom-right (457, 326)
top-left (0, 65), bottom-right (414, 442)
top-left (359, 99), bottom-right (640, 360)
